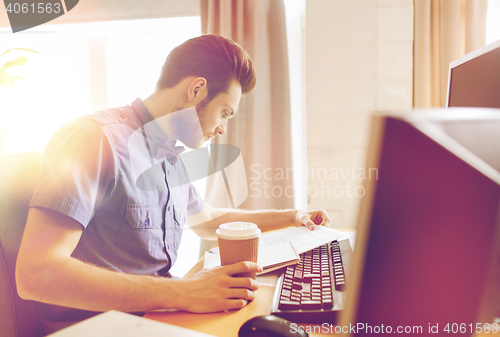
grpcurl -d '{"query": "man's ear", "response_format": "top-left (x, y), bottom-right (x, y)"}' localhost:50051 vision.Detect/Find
top-left (188, 77), bottom-right (208, 103)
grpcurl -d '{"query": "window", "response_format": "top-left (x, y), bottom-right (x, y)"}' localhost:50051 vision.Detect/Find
top-left (0, 31), bottom-right (91, 153)
top-left (284, 0), bottom-right (306, 210)
top-left (487, 0), bottom-right (500, 44)
top-left (0, 16), bottom-right (200, 154)
top-left (104, 17), bottom-right (201, 107)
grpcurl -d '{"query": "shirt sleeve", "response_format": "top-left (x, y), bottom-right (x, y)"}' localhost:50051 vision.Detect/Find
top-left (29, 119), bottom-right (116, 228)
top-left (186, 184), bottom-right (205, 216)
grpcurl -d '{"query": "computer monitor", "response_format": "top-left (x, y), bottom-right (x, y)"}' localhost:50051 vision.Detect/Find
top-left (339, 109), bottom-right (500, 336)
top-left (447, 39), bottom-right (500, 108)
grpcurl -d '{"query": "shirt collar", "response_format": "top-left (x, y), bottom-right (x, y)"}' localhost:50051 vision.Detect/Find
top-left (130, 98), bottom-right (173, 148)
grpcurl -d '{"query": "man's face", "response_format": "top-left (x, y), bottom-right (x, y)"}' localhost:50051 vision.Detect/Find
top-left (193, 79), bottom-right (242, 148)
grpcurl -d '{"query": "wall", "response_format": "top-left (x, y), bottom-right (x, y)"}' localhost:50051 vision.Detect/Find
top-left (305, 0), bottom-right (414, 228)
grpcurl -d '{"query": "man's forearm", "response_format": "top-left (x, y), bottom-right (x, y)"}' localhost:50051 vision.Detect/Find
top-left (214, 208), bottom-right (298, 232)
top-left (189, 207), bottom-right (299, 240)
top-left (18, 252), bottom-right (261, 314)
top-left (18, 254), bottom-right (181, 313)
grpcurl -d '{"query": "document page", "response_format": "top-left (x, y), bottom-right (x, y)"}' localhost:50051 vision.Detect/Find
top-left (203, 225), bottom-right (344, 272)
top-left (49, 310), bottom-right (215, 336)
top-left (260, 225), bottom-right (344, 254)
top-left (203, 241), bottom-right (298, 272)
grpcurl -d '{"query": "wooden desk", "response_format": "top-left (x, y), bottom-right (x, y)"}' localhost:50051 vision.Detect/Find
top-left (144, 230), bottom-right (499, 337)
top-left (145, 256), bottom-right (333, 337)
top-left (145, 230), bottom-right (355, 337)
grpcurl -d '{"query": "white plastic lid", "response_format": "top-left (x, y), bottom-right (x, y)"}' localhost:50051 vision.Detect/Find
top-left (215, 222), bottom-right (261, 240)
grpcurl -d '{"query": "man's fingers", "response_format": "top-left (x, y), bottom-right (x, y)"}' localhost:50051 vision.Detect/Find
top-left (298, 213), bottom-right (310, 224)
top-left (318, 210), bottom-right (331, 227)
top-left (305, 220), bottom-right (315, 230)
top-left (227, 288), bottom-right (256, 301)
top-left (224, 275), bottom-right (259, 291)
top-left (223, 261), bottom-right (262, 276)
top-left (303, 210), bottom-right (331, 229)
top-left (223, 299), bottom-right (248, 310)
top-left (298, 213), bottom-right (314, 230)
top-left (318, 219), bottom-right (329, 227)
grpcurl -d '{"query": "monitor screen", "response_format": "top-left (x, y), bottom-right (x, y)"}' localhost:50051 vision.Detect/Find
top-left (447, 39), bottom-right (500, 108)
top-left (339, 108), bottom-right (500, 336)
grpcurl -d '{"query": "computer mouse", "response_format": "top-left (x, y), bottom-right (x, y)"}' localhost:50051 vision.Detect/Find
top-left (238, 315), bottom-right (309, 337)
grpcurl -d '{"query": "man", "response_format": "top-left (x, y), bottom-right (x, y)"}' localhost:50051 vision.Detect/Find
top-left (15, 34), bottom-right (329, 333)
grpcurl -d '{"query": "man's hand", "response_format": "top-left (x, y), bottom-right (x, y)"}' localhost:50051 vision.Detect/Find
top-left (175, 261), bottom-right (262, 313)
top-left (187, 205), bottom-right (332, 236)
top-left (295, 209), bottom-right (330, 230)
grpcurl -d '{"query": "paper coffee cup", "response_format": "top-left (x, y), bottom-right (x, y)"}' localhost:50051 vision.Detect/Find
top-left (216, 222), bottom-right (261, 279)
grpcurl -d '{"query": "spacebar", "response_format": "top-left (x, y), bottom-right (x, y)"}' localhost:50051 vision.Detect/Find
top-left (300, 301), bottom-right (322, 310)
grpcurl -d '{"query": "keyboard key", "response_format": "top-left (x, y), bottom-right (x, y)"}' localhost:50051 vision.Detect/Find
top-left (323, 299), bottom-right (334, 309)
top-left (279, 300), bottom-right (301, 310)
top-left (300, 300), bottom-right (322, 310)
top-left (272, 240), bottom-right (352, 324)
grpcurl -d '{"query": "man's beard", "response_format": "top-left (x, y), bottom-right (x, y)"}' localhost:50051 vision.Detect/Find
top-left (195, 97), bottom-right (210, 122)
top-left (172, 98), bottom-right (209, 149)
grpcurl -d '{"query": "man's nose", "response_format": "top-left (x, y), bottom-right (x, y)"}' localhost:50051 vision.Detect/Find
top-left (216, 122), bottom-right (226, 135)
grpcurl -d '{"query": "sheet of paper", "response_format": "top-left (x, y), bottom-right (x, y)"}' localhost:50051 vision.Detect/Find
top-left (49, 310), bottom-right (215, 336)
top-left (260, 225), bottom-right (344, 254)
top-left (256, 270), bottom-right (280, 287)
top-left (203, 226), bottom-right (344, 272)
top-left (203, 240), bottom-right (299, 274)
top-left (203, 248), bottom-right (221, 269)
top-left (203, 251), bottom-right (280, 286)
top-left (337, 231), bottom-right (357, 250)
top-left (257, 241), bottom-right (298, 267)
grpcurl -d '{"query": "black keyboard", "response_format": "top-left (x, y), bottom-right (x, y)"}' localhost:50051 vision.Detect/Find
top-left (270, 239), bottom-right (352, 324)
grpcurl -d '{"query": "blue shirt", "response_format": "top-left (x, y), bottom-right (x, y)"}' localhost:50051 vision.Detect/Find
top-left (30, 99), bottom-right (206, 333)
top-left (30, 98), bottom-right (204, 275)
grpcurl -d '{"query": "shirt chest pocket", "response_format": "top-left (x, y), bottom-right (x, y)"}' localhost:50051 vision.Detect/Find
top-left (120, 204), bottom-right (165, 260)
top-left (125, 204), bottom-right (162, 229)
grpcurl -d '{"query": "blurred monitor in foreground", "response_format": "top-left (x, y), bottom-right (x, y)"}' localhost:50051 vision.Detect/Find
top-left (340, 108), bottom-right (500, 336)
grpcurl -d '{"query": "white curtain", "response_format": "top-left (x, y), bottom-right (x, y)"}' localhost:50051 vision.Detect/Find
top-left (414, 0), bottom-right (488, 107)
top-left (201, 0), bottom-right (294, 210)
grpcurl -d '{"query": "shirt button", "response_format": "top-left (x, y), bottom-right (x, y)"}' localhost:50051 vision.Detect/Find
top-left (144, 218), bottom-right (149, 226)
top-left (168, 206), bottom-right (170, 211)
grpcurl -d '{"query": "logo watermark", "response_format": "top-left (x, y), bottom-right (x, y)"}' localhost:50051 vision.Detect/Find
top-left (3, 0), bottom-right (79, 33)
top-left (290, 322), bottom-right (500, 335)
top-left (249, 163), bottom-right (378, 199)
